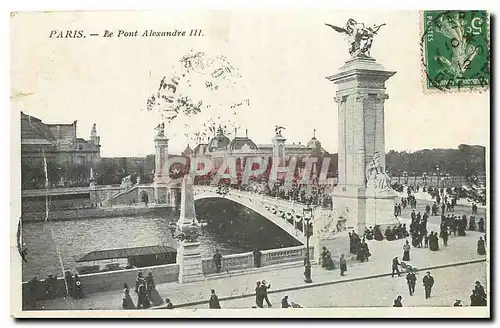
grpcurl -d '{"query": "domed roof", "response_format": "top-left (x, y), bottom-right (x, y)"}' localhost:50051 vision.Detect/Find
top-left (230, 137), bottom-right (258, 151)
top-left (207, 126), bottom-right (230, 152)
top-left (307, 129), bottom-right (322, 151)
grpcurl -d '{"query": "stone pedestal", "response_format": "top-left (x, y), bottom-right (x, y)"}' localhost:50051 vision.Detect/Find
top-left (176, 241), bottom-right (204, 284)
top-left (333, 186), bottom-right (400, 233)
top-left (327, 56), bottom-right (400, 234)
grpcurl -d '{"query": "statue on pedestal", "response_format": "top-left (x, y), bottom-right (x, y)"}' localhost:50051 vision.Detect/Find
top-left (325, 19), bottom-right (386, 58)
top-left (275, 125), bottom-right (286, 136)
top-left (155, 122), bottom-right (165, 137)
top-left (366, 152), bottom-right (393, 192)
top-left (120, 175), bottom-right (133, 190)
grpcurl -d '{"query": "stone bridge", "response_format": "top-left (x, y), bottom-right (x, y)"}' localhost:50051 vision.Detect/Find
top-left (193, 186), bottom-right (319, 245)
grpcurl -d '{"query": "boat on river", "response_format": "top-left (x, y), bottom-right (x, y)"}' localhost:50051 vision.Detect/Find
top-left (74, 244), bottom-right (177, 274)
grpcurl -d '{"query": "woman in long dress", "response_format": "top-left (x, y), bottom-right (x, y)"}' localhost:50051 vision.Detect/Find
top-left (402, 240), bottom-right (411, 261)
top-left (477, 237), bottom-right (486, 255)
top-left (122, 283), bottom-right (136, 310)
top-left (146, 272), bottom-right (165, 307)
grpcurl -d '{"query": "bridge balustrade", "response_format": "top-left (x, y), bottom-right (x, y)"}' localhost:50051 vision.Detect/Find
top-left (201, 245), bottom-right (314, 275)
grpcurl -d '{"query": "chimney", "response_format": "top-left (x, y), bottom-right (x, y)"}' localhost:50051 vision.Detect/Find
top-left (245, 129), bottom-right (248, 138)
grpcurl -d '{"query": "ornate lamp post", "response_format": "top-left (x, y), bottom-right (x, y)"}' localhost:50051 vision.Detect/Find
top-left (423, 172), bottom-right (428, 186)
top-left (302, 204), bottom-right (314, 283)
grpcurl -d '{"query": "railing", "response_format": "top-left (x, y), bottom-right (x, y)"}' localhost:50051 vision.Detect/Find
top-left (202, 252), bottom-right (253, 275)
top-left (201, 245), bottom-right (313, 275)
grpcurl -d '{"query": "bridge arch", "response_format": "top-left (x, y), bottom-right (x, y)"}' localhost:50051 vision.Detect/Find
top-left (193, 188), bottom-right (306, 244)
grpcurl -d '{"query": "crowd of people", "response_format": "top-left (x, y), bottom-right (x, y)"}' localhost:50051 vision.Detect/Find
top-left (24, 271), bottom-right (83, 309)
top-left (363, 224), bottom-right (409, 242)
top-left (122, 270), bottom-right (166, 309)
top-left (348, 232), bottom-right (372, 263)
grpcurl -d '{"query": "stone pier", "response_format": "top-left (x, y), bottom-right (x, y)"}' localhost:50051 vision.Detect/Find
top-left (327, 56), bottom-right (400, 233)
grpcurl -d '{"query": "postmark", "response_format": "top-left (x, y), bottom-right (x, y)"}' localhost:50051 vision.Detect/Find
top-left (421, 10), bottom-right (490, 93)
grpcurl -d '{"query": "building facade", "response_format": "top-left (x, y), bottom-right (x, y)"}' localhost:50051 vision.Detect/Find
top-left (189, 126), bottom-right (336, 184)
top-left (21, 111), bottom-right (101, 189)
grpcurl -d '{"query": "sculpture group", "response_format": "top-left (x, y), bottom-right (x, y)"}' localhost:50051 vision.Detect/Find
top-left (325, 19), bottom-right (386, 58)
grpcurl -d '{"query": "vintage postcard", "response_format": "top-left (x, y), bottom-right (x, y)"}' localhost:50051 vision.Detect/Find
top-left (10, 10), bottom-right (490, 318)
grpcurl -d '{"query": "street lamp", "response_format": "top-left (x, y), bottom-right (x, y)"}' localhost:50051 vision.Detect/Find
top-left (302, 204), bottom-right (314, 283)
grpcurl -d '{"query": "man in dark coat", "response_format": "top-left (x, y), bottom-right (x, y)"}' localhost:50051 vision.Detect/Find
top-left (391, 257), bottom-right (401, 277)
top-left (423, 272), bottom-right (434, 299)
top-left (253, 248), bottom-right (262, 268)
top-left (209, 289), bottom-right (221, 309)
top-left (260, 280), bottom-right (272, 307)
top-left (255, 281), bottom-right (263, 308)
top-left (213, 249), bottom-right (223, 273)
top-left (406, 270), bottom-right (417, 296)
top-left (440, 227), bottom-right (449, 247)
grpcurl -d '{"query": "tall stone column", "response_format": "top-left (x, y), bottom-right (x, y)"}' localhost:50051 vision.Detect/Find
top-left (271, 132), bottom-right (287, 182)
top-left (327, 57), bottom-right (400, 233)
top-left (153, 134), bottom-right (169, 204)
top-left (176, 175), bottom-right (203, 284)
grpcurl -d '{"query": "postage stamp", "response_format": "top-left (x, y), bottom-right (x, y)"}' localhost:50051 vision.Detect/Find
top-left (421, 10), bottom-right (490, 92)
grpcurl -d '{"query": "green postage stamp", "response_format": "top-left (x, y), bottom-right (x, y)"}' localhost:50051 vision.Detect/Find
top-left (421, 10), bottom-right (490, 92)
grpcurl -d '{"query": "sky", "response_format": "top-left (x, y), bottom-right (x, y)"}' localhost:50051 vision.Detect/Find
top-left (10, 10), bottom-right (489, 157)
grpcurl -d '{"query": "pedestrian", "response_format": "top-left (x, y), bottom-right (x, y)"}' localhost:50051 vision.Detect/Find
top-left (260, 280), bottom-right (272, 307)
top-left (253, 248), bottom-right (262, 268)
top-left (474, 281), bottom-right (486, 301)
top-left (122, 283), bottom-right (136, 309)
top-left (406, 270), bottom-right (417, 296)
top-left (402, 240), bottom-right (411, 261)
top-left (135, 270), bottom-right (145, 294)
top-left (255, 281), bottom-right (263, 308)
top-left (470, 289), bottom-right (481, 306)
top-left (281, 295), bottom-right (290, 308)
top-left (363, 239), bottom-right (371, 261)
top-left (165, 298), bottom-right (174, 309)
top-left (209, 289), bottom-right (221, 309)
top-left (392, 256), bottom-right (401, 277)
top-left (339, 253), bottom-right (347, 276)
top-left (477, 237), bottom-right (486, 255)
top-left (136, 284), bottom-right (151, 309)
top-left (213, 249), bottom-right (223, 273)
top-left (422, 271), bottom-right (434, 299)
top-left (393, 295), bottom-right (403, 307)
top-left (440, 227), bottom-right (449, 247)
top-left (145, 272), bottom-right (155, 299)
top-left (64, 271), bottom-right (75, 298)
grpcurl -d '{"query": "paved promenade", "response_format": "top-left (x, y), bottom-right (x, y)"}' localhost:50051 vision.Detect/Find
top-left (36, 221), bottom-right (487, 310)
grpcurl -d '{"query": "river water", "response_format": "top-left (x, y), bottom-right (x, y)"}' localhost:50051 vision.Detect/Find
top-left (21, 199), bottom-right (301, 281)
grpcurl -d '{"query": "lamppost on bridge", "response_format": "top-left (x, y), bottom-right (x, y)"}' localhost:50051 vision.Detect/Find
top-left (302, 204), bottom-right (314, 284)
